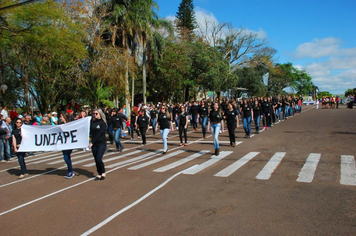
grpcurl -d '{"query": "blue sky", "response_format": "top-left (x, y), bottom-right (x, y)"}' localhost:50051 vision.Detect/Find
top-left (155, 0), bottom-right (356, 95)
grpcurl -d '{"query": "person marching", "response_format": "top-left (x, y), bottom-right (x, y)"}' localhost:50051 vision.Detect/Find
top-left (262, 97), bottom-right (271, 130)
top-left (89, 109), bottom-right (107, 181)
top-left (208, 102), bottom-right (224, 155)
top-left (130, 106), bottom-right (140, 140)
top-left (225, 102), bottom-right (238, 147)
top-left (253, 100), bottom-right (262, 134)
top-left (198, 100), bottom-right (209, 139)
top-left (178, 105), bottom-right (189, 146)
top-left (150, 105), bottom-right (158, 135)
top-left (59, 112), bottom-right (75, 179)
top-left (12, 118), bottom-right (28, 179)
top-left (111, 109), bottom-right (124, 152)
top-left (136, 109), bottom-right (149, 145)
top-left (241, 99), bottom-right (254, 138)
top-left (156, 105), bottom-right (173, 154)
top-left (190, 101), bottom-right (199, 131)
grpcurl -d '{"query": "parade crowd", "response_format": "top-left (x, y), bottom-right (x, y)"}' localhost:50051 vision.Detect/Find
top-left (0, 94), bottom-right (340, 180)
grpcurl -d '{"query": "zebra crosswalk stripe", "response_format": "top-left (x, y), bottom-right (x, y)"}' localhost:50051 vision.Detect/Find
top-left (214, 152), bottom-right (260, 177)
top-left (128, 150), bottom-right (186, 170)
top-left (154, 150), bottom-right (210, 173)
top-left (340, 155), bottom-right (356, 186)
top-left (296, 153), bottom-right (321, 183)
top-left (83, 150), bottom-right (145, 167)
top-left (184, 151), bottom-right (233, 175)
top-left (256, 152), bottom-right (286, 180)
top-left (106, 151), bottom-right (161, 168)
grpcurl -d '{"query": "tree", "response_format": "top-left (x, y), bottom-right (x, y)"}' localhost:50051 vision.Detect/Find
top-left (1, 0), bottom-right (87, 112)
top-left (175, 0), bottom-right (197, 34)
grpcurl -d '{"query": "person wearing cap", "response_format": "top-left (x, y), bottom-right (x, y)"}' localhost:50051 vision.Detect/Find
top-left (51, 112), bottom-right (58, 125)
top-left (67, 109), bottom-right (75, 121)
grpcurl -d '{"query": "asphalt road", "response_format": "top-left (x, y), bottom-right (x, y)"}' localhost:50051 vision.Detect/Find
top-left (0, 105), bottom-right (355, 236)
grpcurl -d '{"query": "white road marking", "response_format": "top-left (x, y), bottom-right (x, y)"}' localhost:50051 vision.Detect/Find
top-left (105, 151), bottom-right (161, 168)
top-left (296, 153), bottom-right (321, 183)
top-left (128, 150), bottom-right (186, 170)
top-left (83, 150), bottom-right (144, 167)
top-left (80, 167), bottom-right (195, 236)
top-left (214, 152), bottom-right (260, 177)
top-left (256, 152), bottom-right (286, 180)
top-left (183, 151), bottom-right (233, 175)
top-left (340, 155), bottom-right (356, 186)
top-left (154, 150), bottom-right (210, 172)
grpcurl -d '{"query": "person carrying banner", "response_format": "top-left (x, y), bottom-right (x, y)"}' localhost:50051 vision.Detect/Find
top-left (60, 112), bottom-right (75, 179)
top-left (89, 109), bottom-right (107, 181)
top-left (12, 118), bottom-right (28, 179)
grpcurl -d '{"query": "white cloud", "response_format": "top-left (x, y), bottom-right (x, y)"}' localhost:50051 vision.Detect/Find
top-left (295, 37), bottom-right (341, 59)
top-left (294, 37), bottom-right (356, 94)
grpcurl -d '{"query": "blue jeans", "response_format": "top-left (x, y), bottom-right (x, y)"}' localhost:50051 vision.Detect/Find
top-left (112, 128), bottom-right (123, 150)
top-left (243, 116), bottom-right (252, 135)
top-left (62, 149), bottom-right (73, 172)
top-left (122, 122), bottom-right (127, 136)
top-left (160, 128), bottom-right (170, 151)
top-left (289, 107), bottom-right (293, 116)
top-left (284, 106), bottom-right (289, 119)
top-left (107, 124), bottom-right (113, 143)
top-left (199, 116), bottom-right (208, 136)
top-left (151, 118), bottom-right (157, 134)
top-left (211, 123), bottom-right (221, 149)
top-left (254, 115), bottom-right (261, 132)
top-left (5, 138), bottom-right (12, 160)
top-left (276, 107), bottom-right (282, 121)
top-left (0, 140), bottom-right (4, 161)
top-left (17, 152), bottom-right (27, 175)
top-left (174, 115), bottom-right (179, 128)
top-left (191, 114), bottom-right (198, 129)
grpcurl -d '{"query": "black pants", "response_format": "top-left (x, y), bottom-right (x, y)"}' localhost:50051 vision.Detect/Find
top-left (179, 125), bottom-right (187, 143)
top-left (92, 144), bottom-right (106, 175)
top-left (227, 122), bottom-right (236, 145)
top-left (130, 124), bottom-right (140, 139)
top-left (139, 126), bottom-right (147, 144)
top-left (191, 114), bottom-right (198, 129)
top-left (264, 113), bottom-right (271, 127)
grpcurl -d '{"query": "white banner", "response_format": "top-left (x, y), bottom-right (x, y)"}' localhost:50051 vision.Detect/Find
top-left (18, 117), bottom-right (92, 152)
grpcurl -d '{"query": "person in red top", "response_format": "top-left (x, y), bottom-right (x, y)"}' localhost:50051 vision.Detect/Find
top-left (9, 107), bottom-right (18, 120)
top-left (336, 96), bottom-right (340, 109)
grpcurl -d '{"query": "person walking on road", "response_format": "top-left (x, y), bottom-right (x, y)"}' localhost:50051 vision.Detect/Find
top-left (136, 109), bottom-right (149, 145)
top-left (156, 105), bottom-right (173, 154)
top-left (225, 102), bottom-right (238, 147)
top-left (89, 109), bottom-right (107, 181)
top-left (178, 105), bottom-right (189, 146)
top-left (198, 100), bottom-right (209, 139)
top-left (253, 100), bottom-right (262, 134)
top-left (241, 99), bottom-right (254, 139)
top-left (208, 102), bottom-right (224, 155)
top-left (12, 118), bottom-right (28, 179)
top-left (111, 109), bottom-right (124, 152)
top-left (60, 112), bottom-right (75, 179)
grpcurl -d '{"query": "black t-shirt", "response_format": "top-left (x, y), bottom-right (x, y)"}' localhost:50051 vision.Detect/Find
top-left (241, 104), bottom-right (252, 117)
top-left (253, 105), bottom-right (262, 117)
top-left (225, 110), bottom-right (237, 123)
top-left (190, 105), bottom-right (199, 116)
top-left (111, 115), bottom-right (122, 129)
top-left (178, 112), bottom-right (189, 126)
top-left (90, 119), bottom-right (107, 146)
top-left (199, 106), bottom-right (208, 117)
top-left (172, 107), bottom-right (179, 117)
top-left (130, 113), bottom-right (137, 125)
top-left (209, 110), bottom-right (222, 123)
top-left (150, 110), bottom-right (158, 119)
top-left (137, 115), bottom-right (149, 128)
top-left (157, 112), bottom-right (170, 130)
top-left (13, 128), bottom-right (22, 145)
top-left (262, 102), bottom-right (271, 114)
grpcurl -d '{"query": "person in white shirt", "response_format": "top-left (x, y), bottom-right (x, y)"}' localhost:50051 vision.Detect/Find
top-left (1, 106), bottom-right (8, 119)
